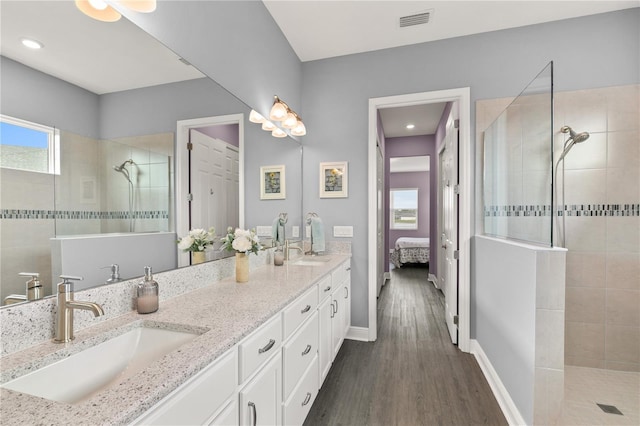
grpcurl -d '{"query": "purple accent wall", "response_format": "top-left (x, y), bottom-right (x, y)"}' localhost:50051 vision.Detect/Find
top-left (384, 135), bottom-right (435, 269)
top-left (194, 123), bottom-right (239, 147)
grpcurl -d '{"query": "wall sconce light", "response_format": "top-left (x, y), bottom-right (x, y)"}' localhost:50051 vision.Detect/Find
top-left (261, 121), bottom-right (276, 132)
top-left (249, 110), bottom-right (266, 124)
top-left (250, 95), bottom-right (306, 138)
top-left (272, 128), bottom-right (287, 138)
top-left (75, 0), bottom-right (157, 23)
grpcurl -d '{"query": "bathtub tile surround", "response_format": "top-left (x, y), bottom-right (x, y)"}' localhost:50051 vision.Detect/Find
top-left (478, 84), bottom-right (640, 373)
top-left (0, 248), bottom-right (351, 425)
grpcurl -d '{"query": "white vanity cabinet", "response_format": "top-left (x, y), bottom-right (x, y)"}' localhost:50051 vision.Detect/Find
top-left (240, 352), bottom-right (282, 426)
top-left (131, 348), bottom-right (238, 426)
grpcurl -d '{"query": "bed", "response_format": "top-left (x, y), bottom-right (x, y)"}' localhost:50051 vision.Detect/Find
top-left (390, 237), bottom-right (430, 268)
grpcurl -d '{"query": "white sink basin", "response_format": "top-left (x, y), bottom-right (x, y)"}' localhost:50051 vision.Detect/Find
top-left (1, 326), bottom-right (200, 404)
top-left (291, 257), bottom-right (331, 266)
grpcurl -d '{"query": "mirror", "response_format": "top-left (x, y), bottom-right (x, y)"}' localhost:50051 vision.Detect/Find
top-left (0, 1), bottom-right (302, 304)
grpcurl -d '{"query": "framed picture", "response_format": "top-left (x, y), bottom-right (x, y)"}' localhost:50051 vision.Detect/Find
top-left (319, 161), bottom-right (348, 198)
top-left (260, 165), bottom-right (286, 200)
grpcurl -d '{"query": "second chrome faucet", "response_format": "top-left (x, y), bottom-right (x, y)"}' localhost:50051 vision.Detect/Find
top-left (54, 276), bottom-right (104, 343)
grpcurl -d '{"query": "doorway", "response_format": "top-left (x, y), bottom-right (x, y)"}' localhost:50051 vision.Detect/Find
top-left (176, 114), bottom-right (244, 267)
top-left (367, 88), bottom-right (471, 352)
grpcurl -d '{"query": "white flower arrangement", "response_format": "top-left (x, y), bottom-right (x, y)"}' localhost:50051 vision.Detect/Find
top-left (177, 227), bottom-right (216, 252)
top-left (220, 227), bottom-right (262, 255)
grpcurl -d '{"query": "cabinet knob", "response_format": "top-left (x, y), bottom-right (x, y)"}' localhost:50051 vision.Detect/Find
top-left (302, 344), bottom-right (312, 356)
top-left (324, 285), bottom-right (332, 292)
top-left (301, 304), bottom-right (311, 314)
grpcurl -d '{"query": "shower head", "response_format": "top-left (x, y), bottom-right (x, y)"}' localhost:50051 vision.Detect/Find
top-left (558, 126), bottom-right (590, 162)
top-left (113, 159), bottom-right (134, 172)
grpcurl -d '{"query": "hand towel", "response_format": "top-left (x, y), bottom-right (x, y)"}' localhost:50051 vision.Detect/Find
top-left (310, 217), bottom-right (325, 253)
top-left (272, 217), bottom-right (285, 246)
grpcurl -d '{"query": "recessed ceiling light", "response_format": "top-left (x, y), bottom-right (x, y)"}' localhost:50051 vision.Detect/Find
top-left (21, 38), bottom-right (44, 50)
top-left (406, 124), bottom-right (415, 130)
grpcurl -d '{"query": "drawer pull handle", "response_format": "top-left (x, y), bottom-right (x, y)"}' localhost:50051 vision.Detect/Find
top-left (258, 339), bottom-right (275, 354)
top-left (302, 392), bottom-right (312, 406)
top-left (302, 344), bottom-right (312, 356)
top-left (333, 300), bottom-right (338, 314)
top-left (301, 304), bottom-right (311, 314)
top-left (346, 267), bottom-right (351, 271)
top-left (248, 401), bottom-right (257, 426)
top-left (344, 286), bottom-right (349, 299)
top-left (324, 285), bottom-right (331, 292)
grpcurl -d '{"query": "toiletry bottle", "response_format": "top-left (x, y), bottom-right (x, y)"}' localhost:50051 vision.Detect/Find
top-left (137, 266), bottom-right (159, 314)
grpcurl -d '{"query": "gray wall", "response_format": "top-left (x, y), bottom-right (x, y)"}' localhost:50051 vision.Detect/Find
top-left (0, 56), bottom-right (100, 139)
top-left (301, 9), bottom-right (640, 328)
top-left (119, 0), bottom-right (302, 122)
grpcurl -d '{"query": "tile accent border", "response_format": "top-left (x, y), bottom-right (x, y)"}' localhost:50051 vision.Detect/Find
top-left (484, 204), bottom-right (639, 217)
top-left (1, 209), bottom-right (169, 220)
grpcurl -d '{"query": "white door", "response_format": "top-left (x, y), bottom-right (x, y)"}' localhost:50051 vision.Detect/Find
top-left (376, 142), bottom-right (385, 297)
top-left (190, 130), bottom-right (224, 235)
top-left (239, 353), bottom-right (281, 426)
top-left (441, 112), bottom-right (459, 345)
top-left (331, 287), bottom-right (344, 357)
top-left (318, 297), bottom-right (333, 385)
top-left (225, 146), bottom-right (240, 230)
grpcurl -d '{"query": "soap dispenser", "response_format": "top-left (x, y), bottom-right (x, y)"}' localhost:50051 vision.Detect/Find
top-left (137, 266), bottom-right (158, 314)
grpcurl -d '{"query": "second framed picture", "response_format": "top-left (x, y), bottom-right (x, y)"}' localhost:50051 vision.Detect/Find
top-left (319, 161), bottom-right (348, 198)
top-left (260, 165), bottom-right (286, 200)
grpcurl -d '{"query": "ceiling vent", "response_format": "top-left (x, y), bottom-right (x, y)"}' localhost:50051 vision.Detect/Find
top-left (399, 11), bottom-right (431, 28)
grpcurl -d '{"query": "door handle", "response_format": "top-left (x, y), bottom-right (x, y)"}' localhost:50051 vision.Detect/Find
top-left (301, 304), bottom-right (311, 314)
top-left (258, 339), bottom-right (275, 354)
top-left (248, 401), bottom-right (257, 426)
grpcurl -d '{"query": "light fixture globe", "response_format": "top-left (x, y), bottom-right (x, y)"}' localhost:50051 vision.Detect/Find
top-left (249, 110), bottom-right (266, 124)
top-left (282, 111), bottom-right (298, 129)
top-left (118, 0), bottom-right (157, 13)
top-left (262, 121), bottom-right (276, 131)
top-left (291, 120), bottom-right (306, 137)
top-left (75, 0), bottom-right (122, 22)
top-left (272, 127), bottom-right (287, 138)
top-left (269, 96), bottom-right (288, 121)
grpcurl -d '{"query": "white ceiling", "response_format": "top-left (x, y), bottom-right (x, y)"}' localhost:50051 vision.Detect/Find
top-left (263, 0), bottom-right (640, 62)
top-left (0, 1), bottom-right (204, 95)
top-left (379, 102), bottom-right (446, 137)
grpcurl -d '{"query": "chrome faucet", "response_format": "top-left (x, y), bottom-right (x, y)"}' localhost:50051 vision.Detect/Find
top-left (284, 239), bottom-right (304, 261)
top-left (54, 275), bottom-right (104, 343)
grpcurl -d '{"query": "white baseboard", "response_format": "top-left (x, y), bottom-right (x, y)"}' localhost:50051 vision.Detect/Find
top-left (346, 326), bottom-right (369, 341)
top-left (470, 339), bottom-right (525, 426)
top-left (428, 273), bottom-right (439, 288)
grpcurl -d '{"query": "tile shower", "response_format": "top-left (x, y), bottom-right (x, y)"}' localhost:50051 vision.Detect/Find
top-left (478, 82), bottom-right (639, 424)
top-left (0, 130), bottom-right (173, 300)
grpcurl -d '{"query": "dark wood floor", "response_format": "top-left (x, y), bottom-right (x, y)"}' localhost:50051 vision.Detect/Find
top-left (305, 265), bottom-right (507, 426)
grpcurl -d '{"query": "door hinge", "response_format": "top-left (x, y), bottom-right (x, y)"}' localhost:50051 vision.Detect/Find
top-left (453, 315), bottom-right (459, 326)
top-left (454, 184), bottom-right (460, 194)
top-left (454, 119), bottom-right (460, 129)
top-left (187, 142), bottom-right (193, 151)
top-left (453, 250), bottom-right (460, 260)
top-left (187, 193), bottom-right (193, 201)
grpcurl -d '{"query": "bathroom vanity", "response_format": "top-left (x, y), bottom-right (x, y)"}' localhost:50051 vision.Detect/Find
top-left (0, 253), bottom-right (351, 425)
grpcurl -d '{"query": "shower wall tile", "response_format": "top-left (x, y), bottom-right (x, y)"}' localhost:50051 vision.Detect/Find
top-left (565, 321), bottom-right (605, 362)
top-left (608, 131), bottom-right (639, 169)
top-left (565, 287), bottom-right (605, 324)
top-left (536, 309), bottom-right (565, 369)
top-left (563, 132), bottom-right (607, 170)
top-left (606, 289), bottom-right (640, 327)
top-left (565, 216), bottom-right (606, 251)
top-left (606, 251), bottom-right (640, 290)
top-left (563, 169), bottom-right (607, 205)
top-left (561, 90), bottom-right (608, 133)
top-left (605, 325), bottom-right (640, 365)
top-left (565, 251), bottom-right (606, 288)
top-left (606, 216), bottom-right (639, 253)
top-left (606, 167), bottom-right (640, 204)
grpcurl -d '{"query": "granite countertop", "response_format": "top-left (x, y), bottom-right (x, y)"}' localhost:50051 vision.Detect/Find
top-left (0, 254), bottom-right (349, 425)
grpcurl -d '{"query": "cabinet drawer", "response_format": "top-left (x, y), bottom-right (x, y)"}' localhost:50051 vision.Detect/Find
top-left (316, 275), bottom-right (333, 303)
top-left (239, 315), bottom-right (282, 383)
top-left (283, 311), bottom-right (319, 399)
top-left (330, 259), bottom-right (351, 287)
top-left (134, 349), bottom-right (237, 425)
top-left (283, 285), bottom-right (318, 339)
top-left (283, 355), bottom-right (319, 426)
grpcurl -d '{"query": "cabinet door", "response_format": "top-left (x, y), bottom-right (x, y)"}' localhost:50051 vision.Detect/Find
top-left (318, 297), bottom-right (333, 386)
top-left (342, 277), bottom-right (351, 339)
top-left (331, 286), bottom-right (344, 358)
top-left (208, 398), bottom-right (238, 426)
top-left (239, 353), bottom-right (281, 426)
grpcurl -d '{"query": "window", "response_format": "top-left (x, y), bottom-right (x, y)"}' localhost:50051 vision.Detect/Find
top-left (0, 115), bottom-right (59, 174)
top-left (390, 188), bottom-right (418, 229)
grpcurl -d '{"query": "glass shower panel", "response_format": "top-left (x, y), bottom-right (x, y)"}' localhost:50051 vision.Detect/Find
top-left (483, 62), bottom-right (554, 246)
